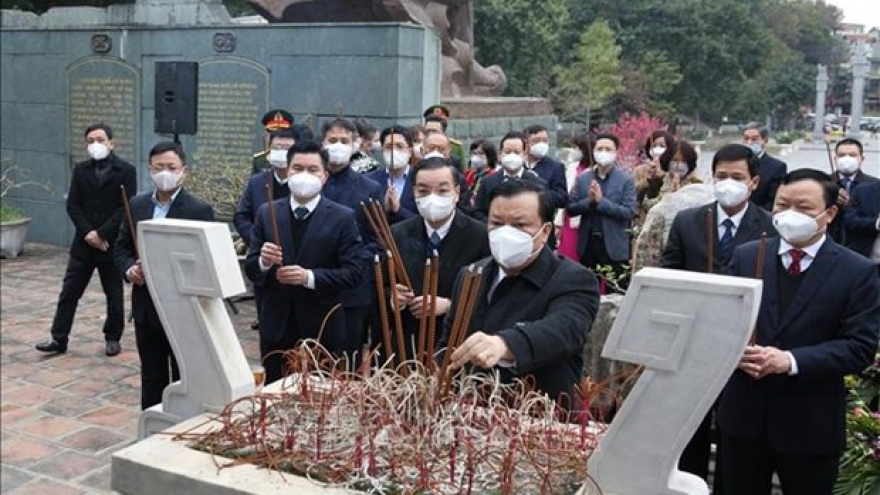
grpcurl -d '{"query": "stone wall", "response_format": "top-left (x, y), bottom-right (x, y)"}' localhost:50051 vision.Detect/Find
top-left (443, 97), bottom-right (558, 153)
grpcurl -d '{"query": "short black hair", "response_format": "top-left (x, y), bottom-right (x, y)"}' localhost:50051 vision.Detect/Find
top-left (424, 114), bottom-right (448, 132)
top-left (594, 132), bottom-right (620, 150)
top-left (523, 124), bottom-right (549, 137)
top-left (643, 130), bottom-right (675, 158)
top-left (712, 143), bottom-right (758, 177)
top-left (321, 118), bottom-right (356, 138)
top-left (292, 124), bottom-right (314, 142)
top-left (287, 139), bottom-right (329, 169)
top-left (268, 128), bottom-right (297, 144)
top-left (149, 141), bottom-right (186, 163)
top-left (412, 156), bottom-right (458, 185)
top-left (743, 122), bottom-right (769, 140)
top-left (660, 141), bottom-right (698, 175)
top-left (500, 131), bottom-right (527, 151)
top-left (469, 138), bottom-right (498, 168)
top-left (423, 104), bottom-right (450, 120)
top-left (85, 123), bottom-right (113, 140)
top-left (380, 125), bottom-right (414, 148)
top-left (354, 119), bottom-right (377, 140)
top-left (835, 138), bottom-right (863, 156)
top-left (489, 178), bottom-right (554, 224)
top-left (780, 169), bottom-right (838, 209)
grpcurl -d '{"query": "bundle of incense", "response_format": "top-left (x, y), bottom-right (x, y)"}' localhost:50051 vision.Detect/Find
top-left (386, 250), bottom-right (408, 375)
top-left (705, 208), bottom-right (714, 274)
top-left (438, 265), bottom-right (484, 395)
top-left (416, 258), bottom-right (432, 362)
top-left (425, 250), bottom-right (440, 369)
top-left (360, 199), bottom-right (411, 289)
top-left (264, 182), bottom-right (281, 246)
top-left (120, 185), bottom-right (138, 259)
top-left (747, 233), bottom-right (768, 346)
top-left (372, 255), bottom-right (393, 361)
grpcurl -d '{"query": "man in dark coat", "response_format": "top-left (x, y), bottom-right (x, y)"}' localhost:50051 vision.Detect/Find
top-left (36, 123), bottom-right (136, 357)
top-left (442, 179), bottom-right (600, 405)
top-left (114, 142), bottom-right (214, 410)
top-left (742, 123), bottom-right (787, 211)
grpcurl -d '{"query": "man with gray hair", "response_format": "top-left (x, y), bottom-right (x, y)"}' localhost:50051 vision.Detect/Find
top-left (741, 122), bottom-right (787, 211)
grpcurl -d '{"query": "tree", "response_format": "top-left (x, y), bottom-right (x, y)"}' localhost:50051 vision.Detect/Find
top-left (612, 50), bottom-right (682, 120)
top-left (474, 0), bottom-right (569, 96)
top-left (552, 20), bottom-right (623, 127)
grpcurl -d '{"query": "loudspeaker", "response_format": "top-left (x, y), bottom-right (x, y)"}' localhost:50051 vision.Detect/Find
top-left (154, 62), bottom-right (198, 135)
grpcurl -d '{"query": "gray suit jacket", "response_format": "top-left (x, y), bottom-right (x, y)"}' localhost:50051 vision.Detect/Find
top-left (566, 166), bottom-right (637, 262)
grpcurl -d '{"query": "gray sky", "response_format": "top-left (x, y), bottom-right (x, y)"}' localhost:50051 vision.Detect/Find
top-left (825, 0), bottom-right (880, 31)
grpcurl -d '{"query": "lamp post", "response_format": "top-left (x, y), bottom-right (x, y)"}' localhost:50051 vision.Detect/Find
top-left (813, 64), bottom-right (828, 141)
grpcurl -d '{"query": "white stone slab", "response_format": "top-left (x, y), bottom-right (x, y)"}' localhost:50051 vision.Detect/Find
top-left (137, 219), bottom-right (252, 438)
top-left (583, 267), bottom-right (762, 495)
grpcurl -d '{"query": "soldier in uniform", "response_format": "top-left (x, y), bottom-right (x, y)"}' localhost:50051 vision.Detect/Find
top-left (251, 109), bottom-right (294, 175)
top-left (424, 104), bottom-right (466, 172)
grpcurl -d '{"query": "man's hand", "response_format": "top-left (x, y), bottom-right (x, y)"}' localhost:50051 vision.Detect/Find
top-left (408, 296), bottom-right (451, 318)
top-left (127, 260), bottom-right (145, 286)
top-left (260, 242), bottom-right (283, 267)
top-left (589, 181), bottom-right (603, 204)
top-left (392, 284), bottom-right (413, 311)
top-left (385, 186), bottom-right (400, 214)
top-left (837, 188), bottom-right (849, 208)
top-left (276, 265), bottom-right (310, 286)
top-left (85, 230), bottom-right (109, 251)
top-left (737, 345), bottom-right (791, 379)
top-left (450, 332), bottom-right (512, 370)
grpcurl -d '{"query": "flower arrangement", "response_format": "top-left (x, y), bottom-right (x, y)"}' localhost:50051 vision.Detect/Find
top-left (836, 349), bottom-right (880, 495)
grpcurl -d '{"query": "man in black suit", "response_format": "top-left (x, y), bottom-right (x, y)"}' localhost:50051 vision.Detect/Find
top-left (36, 123), bottom-right (137, 357)
top-left (114, 142), bottom-right (214, 410)
top-left (473, 132), bottom-right (547, 222)
top-left (717, 169), bottom-right (880, 495)
top-left (443, 179), bottom-right (600, 404)
top-left (245, 140), bottom-right (365, 383)
top-left (387, 157), bottom-right (491, 360)
top-left (844, 179), bottom-right (880, 267)
top-left (661, 143), bottom-right (775, 489)
top-left (742, 122), bottom-right (787, 211)
top-left (320, 118), bottom-right (384, 358)
top-left (828, 138), bottom-right (879, 247)
top-left (366, 125), bottom-right (418, 224)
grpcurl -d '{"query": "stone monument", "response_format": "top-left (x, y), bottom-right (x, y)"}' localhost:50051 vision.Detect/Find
top-left (847, 41), bottom-right (869, 139)
top-left (248, 0), bottom-right (506, 97)
top-left (137, 219), bottom-right (252, 438)
top-left (813, 64), bottom-right (828, 142)
top-left (582, 267), bottom-right (762, 495)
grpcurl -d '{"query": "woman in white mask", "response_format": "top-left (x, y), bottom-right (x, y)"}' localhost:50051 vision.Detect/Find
top-left (465, 139), bottom-right (497, 197)
top-left (639, 140), bottom-right (703, 221)
top-left (634, 131), bottom-right (675, 212)
top-left (557, 134), bottom-right (594, 261)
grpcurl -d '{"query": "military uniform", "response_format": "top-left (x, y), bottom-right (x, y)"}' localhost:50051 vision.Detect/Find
top-left (251, 109), bottom-right (294, 175)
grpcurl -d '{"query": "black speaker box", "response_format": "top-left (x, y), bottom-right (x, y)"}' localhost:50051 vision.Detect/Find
top-left (154, 62), bottom-right (198, 135)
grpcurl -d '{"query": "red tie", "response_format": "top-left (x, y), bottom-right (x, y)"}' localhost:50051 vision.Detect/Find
top-left (788, 249), bottom-right (805, 275)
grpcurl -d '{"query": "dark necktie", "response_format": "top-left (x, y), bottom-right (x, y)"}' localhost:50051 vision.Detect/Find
top-left (718, 218), bottom-right (735, 260)
top-left (294, 206), bottom-right (309, 220)
top-left (429, 231), bottom-right (442, 253)
top-left (840, 178), bottom-right (852, 193)
top-left (788, 249), bottom-right (806, 275)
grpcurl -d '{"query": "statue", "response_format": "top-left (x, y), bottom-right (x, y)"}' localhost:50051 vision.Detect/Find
top-left (248, 0), bottom-right (507, 97)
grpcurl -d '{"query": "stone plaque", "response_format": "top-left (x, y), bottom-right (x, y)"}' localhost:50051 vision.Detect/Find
top-left (194, 57), bottom-right (269, 171)
top-left (66, 56), bottom-right (140, 167)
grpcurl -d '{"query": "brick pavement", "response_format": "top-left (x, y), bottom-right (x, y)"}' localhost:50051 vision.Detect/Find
top-left (1, 243), bottom-right (260, 494)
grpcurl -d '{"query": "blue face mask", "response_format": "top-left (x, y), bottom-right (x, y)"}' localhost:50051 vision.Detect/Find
top-left (747, 143), bottom-right (762, 156)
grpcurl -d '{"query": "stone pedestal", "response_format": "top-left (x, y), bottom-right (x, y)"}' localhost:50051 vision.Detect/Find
top-left (443, 97), bottom-right (558, 151)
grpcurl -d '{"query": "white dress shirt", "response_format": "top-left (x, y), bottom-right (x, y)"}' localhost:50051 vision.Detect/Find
top-left (258, 194), bottom-right (322, 289)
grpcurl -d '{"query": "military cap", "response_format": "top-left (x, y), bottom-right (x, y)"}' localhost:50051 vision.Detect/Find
top-left (261, 109), bottom-right (294, 131)
top-left (423, 104), bottom-right (451, 120)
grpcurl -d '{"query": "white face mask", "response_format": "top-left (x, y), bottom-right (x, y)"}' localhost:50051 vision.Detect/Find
top-left (837, 156), bottom-right (860, 176)
top-left (489, 224), bottom-right (544, 269)
top-left (470, 155), bottom-right (486, 169)
top-left (650, 146), bottom-right (666, 159)
top-left (151, 170), bottom-right (182, 192)
top-left (714, 179), bottom-right (750, 208)
top-left (569, 150), bottom-right (583, 164)
top-left (413, 143), bottom-right (424, 159)
top-left (416, 193), bottom-right (456, 223)
top-left (383, 149), bottom-right (411, 170)
top-left (669, 161), bottom-right (689, 177)
top-left (268, 149), bottom-right (288, 169)
top-left (287, 172), bottom-right (324, 199)
top-left (530, 142), bottom-right (549, 158)
top-left (424, 150), bottom-right (445, 160)
top-left (501, 153), bottom-right (524, 173)
top-left (324, 142), bottom-right (353, 165)
top-left (773, 209), bottom-right (826, 244)
top-left (88, 142), bottom-right (110, 161)
top-left (353, 138), bottom-right (363, 152)
top-left (594, 151), bottom-right (616, 166)
top-left (747, 143), bottom-right (763, 156)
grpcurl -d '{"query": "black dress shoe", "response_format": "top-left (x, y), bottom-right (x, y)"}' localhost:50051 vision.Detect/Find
top-left (35, 339), bottom-right (67, 354)
top-left (105, 340), bottom-right (121, 357)
top-left (250, 319), bottom-right (260, 330)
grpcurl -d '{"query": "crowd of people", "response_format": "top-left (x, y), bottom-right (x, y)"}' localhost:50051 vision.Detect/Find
top-left (34, 105), bottom-right (880, 494)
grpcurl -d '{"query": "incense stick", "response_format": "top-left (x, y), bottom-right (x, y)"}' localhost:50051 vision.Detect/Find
top-left (373, 255), bottom-right (393, 360)
top-left (425, 250), bottom-right (440, 367)
top-left (265, 181), bottom-right (281, 247)
top-left (748, 233), bottom-right (768, 346)
top-left (387, 251), bottom-right (408, 374)
top-left (825, 140), bottom-right (836, 175)
top-left (119, 185), bottom-right (138, 259)
top-left (417, 258), bottom-right (432, 362)
top-left (705, 208), bottom-right (714, 274)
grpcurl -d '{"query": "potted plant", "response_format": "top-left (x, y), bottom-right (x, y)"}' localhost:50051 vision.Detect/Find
top-left (1, 161), bottom-right (51, 259)
top-left (836, 350), bottom-right (880, 495)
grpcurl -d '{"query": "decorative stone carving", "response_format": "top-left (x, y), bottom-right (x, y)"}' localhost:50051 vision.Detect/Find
top-left (247, 0), bottom-right (506, 97)
top-left (582, 267), bottom-right (762, 495)
top-left (138, 219), bottom-right (252, 438)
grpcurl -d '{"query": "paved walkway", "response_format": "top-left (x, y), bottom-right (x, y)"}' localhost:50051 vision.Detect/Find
top-left (0, 243), bottom-right (260, 494)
